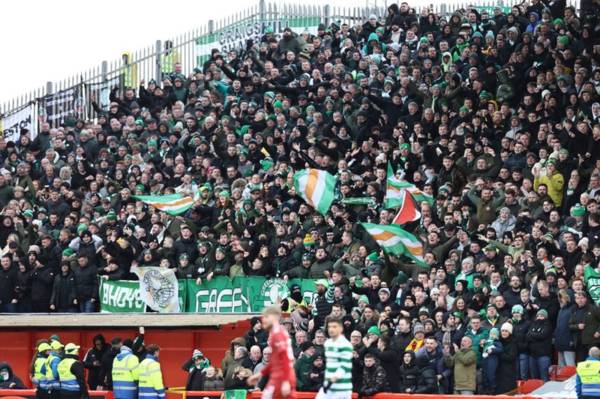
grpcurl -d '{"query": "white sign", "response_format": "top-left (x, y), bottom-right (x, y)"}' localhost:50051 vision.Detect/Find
top-left (133, 266), bottom-right (180, 313)
top-left (1, 104), bottom-right (37, 143)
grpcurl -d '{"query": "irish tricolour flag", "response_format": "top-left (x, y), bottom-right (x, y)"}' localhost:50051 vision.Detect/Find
top-left (361, 222), bottom-right (427, 267)
top-left (293, 168), bottom-right (337, 215)
top-left (385, 175), bottom-right (434, 208)
top-left (134, 194), bottom-right (194, 215)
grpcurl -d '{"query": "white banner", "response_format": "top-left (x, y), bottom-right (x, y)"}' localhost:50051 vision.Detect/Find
top-left (0, 104), bottom-right (37, 143)
top-left (132, 266), bottom-right (180, 313)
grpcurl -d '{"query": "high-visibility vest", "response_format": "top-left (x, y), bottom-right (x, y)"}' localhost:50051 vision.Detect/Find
top-left (138, 357), bottom-right (165, 399)
top-left (577, 359), bottom-right (600, 397)
top-left (33, 356), bottom-right (47, 388)
top-left (57, 358), bottom-right (80, 392)
top-left (45, 354), bottom-right (61, 389)
top-left (112, 353), bottom-right (139, 399)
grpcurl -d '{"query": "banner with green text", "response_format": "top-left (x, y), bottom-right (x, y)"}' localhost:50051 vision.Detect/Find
top-left (99, 278), bottom-right (187, 313)
top-left (99, 276), bottom-right (317, 313)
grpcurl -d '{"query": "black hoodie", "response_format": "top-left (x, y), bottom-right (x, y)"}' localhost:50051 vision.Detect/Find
top-left (398, 351), bottom-right (419, 393)
top-left (83, 335), bottom-right (109, 389)
top-left (0, 362), bottom-right (26, 389)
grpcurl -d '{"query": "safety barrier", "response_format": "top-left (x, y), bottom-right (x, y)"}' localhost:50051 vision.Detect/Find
top-left (0, 0), bottom-right (582, 119)
top-left (0, 390), bottom-right (113, 399)
top-left (180, 391), bottom-right (551, 399)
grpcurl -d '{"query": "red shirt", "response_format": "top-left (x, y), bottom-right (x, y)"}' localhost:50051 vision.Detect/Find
top-left (260, 323), bottom-right (296, 387)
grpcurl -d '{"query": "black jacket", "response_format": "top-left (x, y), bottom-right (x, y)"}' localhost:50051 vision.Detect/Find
top-left (30, 265), bottom-right (55, 303)
top-left (0, 266), bottom-right (18, 305)
top-left (83, 335), bottom-right (109, 390)
top-left (526, 319), bottom-right (553, 357)
top-left (496, 335), bottom-right (518, 394)
top-left (73, 265), bottom-right (99, 302)
top-left (0, 362), bottom-right (26, 389)
top-left (398, 351), bottom-right (419, 393)
top-left (50, 271), bottom-right (77, 310)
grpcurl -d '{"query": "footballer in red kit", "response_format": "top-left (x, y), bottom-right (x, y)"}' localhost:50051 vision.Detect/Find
top-left (248, 306), bottom-right (296, 399)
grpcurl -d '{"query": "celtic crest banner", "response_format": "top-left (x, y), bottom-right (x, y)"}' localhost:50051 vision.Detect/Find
top-left (132, 266), bottom-right (180, 313)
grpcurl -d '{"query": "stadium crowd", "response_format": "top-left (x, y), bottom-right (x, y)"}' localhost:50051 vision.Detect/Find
top-left (1, 0), bottom-right (600, 395)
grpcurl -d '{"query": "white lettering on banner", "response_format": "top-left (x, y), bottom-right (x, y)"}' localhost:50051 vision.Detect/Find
top-left (1, 104), bottom-right (37, 142)
top-left (195, 288), bottom-right (249, 313)
top-left (101, 283), bottom-right (144, 310)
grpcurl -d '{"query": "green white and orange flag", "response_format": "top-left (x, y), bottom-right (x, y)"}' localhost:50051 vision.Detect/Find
top-left (361, 222), bottom-right (427, 267)
top-left (385, 168), bottom-right (434, 208)
top-left (391, 189), bottom-right (421, 225)
top-left (293, 168), bottom-right (337, 215)
top-left (133, 194), bottom-right (194, 215)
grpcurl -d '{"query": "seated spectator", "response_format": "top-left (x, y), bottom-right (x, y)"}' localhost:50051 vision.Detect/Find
top-left (0, 362), bottom-right (25, 389)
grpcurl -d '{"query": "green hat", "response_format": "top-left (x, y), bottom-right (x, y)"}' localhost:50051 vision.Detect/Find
top-left (558, 35), bottom-right (569, 46)
top-left (315, 279), bottom-right (329, 288)
top-left (358, 295), bottom-right (369, 305)
top-left (147, 139), bottom-right (158, 147)
top-left (419, 36), bottom-right (429, 44)
top-left (265, 26), bottom-right (274, 34)
top-left (511, 304), bottom-right (524, 314)
top-left (396, 271), bottom-right (408, 284)
top-left (376, 27), bottom-right (385, 34)
top-left (273, 100), bottom-right (283, 109)
top-left (400, 143), bottom-right (410, 150)
top-left (62, 248), bottom-right (75, 257)
top-left (135, 184), bottom-right (145, 192)
top-left (452, 311), bottom-right (464, 319)
top-left (553, 18), bottom-right (564, 27)
top-left (264, 91), bottom-right (275, 99)
top-left (135, 119), bottom-right (145, 126)
top-left (366, 252), bottom-right (379, 261)
top-left (179, 253), bottom-right (189, 261)
top-left (479, 90), bottom-right (493, 100)
top-left (236, 125), bottom-right (250, 136)
top-left (546, 157), bottom-right (557, 166)
top-left (483, 244), bottom-right (497, 252)
top-left (367, 326), bottom-right (381, 336)
top-left (23, 210), bottom-right (34, 218)
top-left (107, 211), bottom-right (117, 221)
top-left (536, 309), bottom-right (548, 318)
top-left (77, 223), bottom-right (88, 234)
top-left (267, 114), bottom-right (277, 122)
top-left (571, 203), bottom-right (586, 217)
top-left (219, 190), bottom-right (230, 199)
top-left (459, 106), bottom-right (469, 113)
top-left (355, 72), bottom-right (366, 81)
top-left (259, 158), bottom-right (274, 171)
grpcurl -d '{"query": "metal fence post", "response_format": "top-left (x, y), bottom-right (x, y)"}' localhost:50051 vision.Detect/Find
top-left (46, 81), bottom-right (53, 96)
top-left (101, 61), bottom-right (108, 82)
top-left (155, 40), bottom-right (163, 83)
top-left (208, 19), bottom-right (215, 34)
top-left (324, 4), bottom-right (331, 27)
top-left (259, 0), bottom-right (266, 21)
top-left (440, 3), bottom-right (447, 17)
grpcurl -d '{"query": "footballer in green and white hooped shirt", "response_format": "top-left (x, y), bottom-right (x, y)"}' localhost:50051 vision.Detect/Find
top-left (316, 317), bottom-right (353, 399)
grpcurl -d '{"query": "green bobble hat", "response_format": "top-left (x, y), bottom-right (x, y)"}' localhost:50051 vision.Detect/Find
top-left (571, 203), bottom-right (586, 217)
top-left (366, 251), bottom-right (379, 261)
top-left (62, 248), bottom-right (75, 257)
top-left (511, 304), bottom-right (524, 314)
top-left (77, 223), bottom-right (88, 234)
top-left (315, 279), bottom-right (329, 288)
top-left (367, 326), bottom-right (381, 336)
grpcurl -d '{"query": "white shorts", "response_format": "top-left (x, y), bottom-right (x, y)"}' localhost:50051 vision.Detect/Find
top-left (315, 388), bottom-right (352, 399)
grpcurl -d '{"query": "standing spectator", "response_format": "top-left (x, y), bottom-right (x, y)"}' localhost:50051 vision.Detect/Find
top-left (496, 322), bottom-right (518, 394)
top-left (445, 336), bottom-right (477, 395)
top-left (481, 328), bottom-right (503, 394)
top-left (49, 263), bottom-right (77, 313)
top-left (72, 255), bottom-right (98, 313)
top-left (570, 292), bottom-right (600, 362)
top-left (555, 289), bottom-right (576, 366)
top-left (83, 335), bottom-right (108, 390)
top-left (527, 309), bottom-right (554, 381)
top-left (398, 351), bottom-right (419, 394)
top-left (359, 353), bottom-right (389, 396)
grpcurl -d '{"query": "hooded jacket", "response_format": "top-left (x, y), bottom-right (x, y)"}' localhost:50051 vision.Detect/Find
top-left (0, 362), bottom-right (26, 389)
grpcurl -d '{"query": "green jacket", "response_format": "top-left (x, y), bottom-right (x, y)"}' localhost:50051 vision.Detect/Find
top-left (294, 354), bottom-right (314, 391)
top-left (467, 188), bottom-right (505, 226)
top-left (465, 327), bottom-right (489, 365)
top-left (445, 348), bottom-right (477, 391)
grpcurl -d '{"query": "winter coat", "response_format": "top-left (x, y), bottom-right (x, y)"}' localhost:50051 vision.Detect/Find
top-left (526, 319), bottom-right (553, 357)
top-left (0, 362), bottom-right (26, 389)
top-left (512, 319), bottom-right (531, 353)
top-left (569, 303), bottom-right (600, 347)
top-left (496, 335), bottom-right (518, 394)
top-left (554, 304), bottom-right (575, 351)
top-left (30, 265), bottom-right (54, 304)
top-left (50, 271), bottom-right (77, 310)
top-left (360, 362), bottom-right (389, 395)
top-left (83, 335), bottom-right (109, 389)
top-left (72, 264), bottom-right (99, 301)
top-left (445, 348), bottom-right (477, 391)
top-left (398, 351), bottom-right (419, 393)
top-left (0, 266), bottom-right (17, 305)
top-left (373, 347), bottom-right (399, 392)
